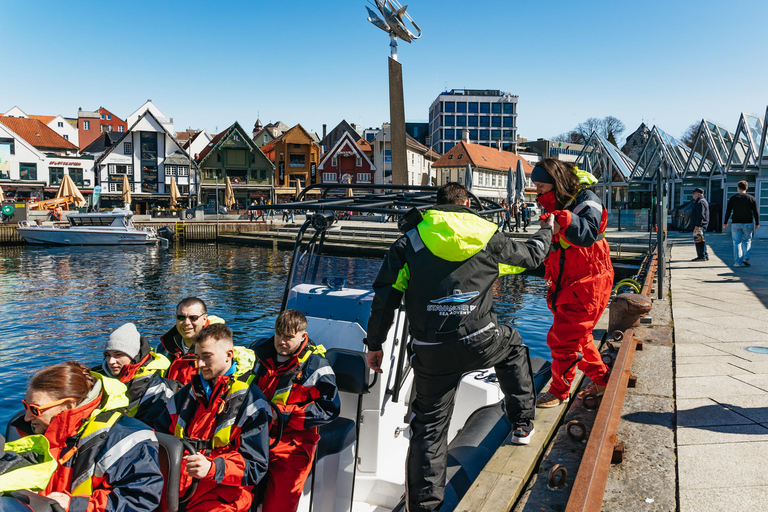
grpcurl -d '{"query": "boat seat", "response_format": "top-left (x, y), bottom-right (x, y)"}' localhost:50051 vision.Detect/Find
top-left (316, 418), bottom-right (355, 460)
top-left (155, 432), bottom-right (184, 512)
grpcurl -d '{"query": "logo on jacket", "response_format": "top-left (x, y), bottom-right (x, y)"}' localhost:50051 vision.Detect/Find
top-left (430, 290), bottom-right (479, 304)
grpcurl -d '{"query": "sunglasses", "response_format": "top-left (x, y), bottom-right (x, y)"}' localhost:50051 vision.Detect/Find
top-left (22, 397), bottom-right (77, 417)
top-left (176, 314), bottom-right (205, 322)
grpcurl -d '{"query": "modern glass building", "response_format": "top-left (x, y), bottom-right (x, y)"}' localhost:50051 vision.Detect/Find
top-left (428, 89), bottom-right (518, 155)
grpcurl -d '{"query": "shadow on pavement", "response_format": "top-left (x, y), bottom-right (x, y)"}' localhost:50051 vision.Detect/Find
top-left (624, 403), bottom-right (768, 433)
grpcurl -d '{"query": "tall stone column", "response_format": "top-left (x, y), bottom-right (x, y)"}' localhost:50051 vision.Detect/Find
top-left (389, 57), bottom-right (407, 186)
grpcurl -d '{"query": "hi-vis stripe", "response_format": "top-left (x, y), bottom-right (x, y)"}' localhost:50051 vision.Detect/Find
top-left (71, 412), bottom-right (122, 495)
top-left (407, 228), bottom-right (425, 252)
top-left (95, 430), bottom-right (157, 478)
top-left (572, 200), bottom-right (603, 216)
top-left (237, 397), bottom-right (270, 429)
top-left (302, 365), bottom-right (333, 388)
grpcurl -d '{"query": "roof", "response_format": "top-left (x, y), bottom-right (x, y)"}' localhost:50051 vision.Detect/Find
top-left (320, 120), bottom-right (361, 149)
top-left (81, 131), bottom-right (128, 155)
top-left (29, 115), bottom-right (55, 125)
top-left (197, 128), bottom-right (229, 162)
top-left (196, 122), bottom-right (272, 168)
top-left (357, 138), bottom-right (372, 152)
top-left (318, 131), bottom-right (375, 170)
top-left (0, 116), bottom-right (78, 151)
top-left (261, 124), bottom-right (320, 155)
top-left (432, 141), bottom-right (532, 173)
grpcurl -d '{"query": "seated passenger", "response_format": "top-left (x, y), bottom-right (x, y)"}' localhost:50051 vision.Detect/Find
top-left (15, 362), bottom-right (163, 512)
top-left (95, 322), bottom-right (177, 423)
top-left (252, 309), bottom-right (341, 512)
top-left (154, 325), bottom-right (270, 512)
top-left (158, 297), bottom-right (225, 385)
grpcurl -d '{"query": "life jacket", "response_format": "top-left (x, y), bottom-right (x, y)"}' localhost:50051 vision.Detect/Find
top-left (172, 346), bottom-right (256, 451)
top-left (46, 373), bottom-right (129, 496)
top-left (158, 315), bottom-right (225, 385)
top-left (254, 340), bottom-right (326, 406)
top-left (0, 435), bottom-right (57, 493)
top-left (120, 352), bottom-right (171, 417)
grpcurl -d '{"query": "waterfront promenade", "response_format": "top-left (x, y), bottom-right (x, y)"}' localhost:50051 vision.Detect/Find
top-left (670, 232), bottom-right (768, 511)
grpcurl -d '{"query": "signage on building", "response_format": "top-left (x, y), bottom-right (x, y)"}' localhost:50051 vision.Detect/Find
top-left (279, 162), bottom-right (285, 183)
top-left (48, 161), bottom-right (82, 166)
top-left (310, 163), bottom-right (317, 184)
top-left (339, 151), bottom-right (355, 157)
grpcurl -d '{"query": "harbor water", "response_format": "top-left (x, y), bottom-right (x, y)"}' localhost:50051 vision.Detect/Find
top-left (0, 243), bottom-right (553, 429)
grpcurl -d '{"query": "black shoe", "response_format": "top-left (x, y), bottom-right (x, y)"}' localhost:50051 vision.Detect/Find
top-left (743, 260), bottom-right (750, 267)
top-left (691, 257), bottom-right (706, 261)
top-left (510, 420), bottom-right (535, 445)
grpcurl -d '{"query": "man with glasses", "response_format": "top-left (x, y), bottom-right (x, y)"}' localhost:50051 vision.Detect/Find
top-left (158, 297), bottom-right (225, 384)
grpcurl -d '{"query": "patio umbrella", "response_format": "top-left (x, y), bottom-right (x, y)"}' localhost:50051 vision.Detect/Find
top-left (224, 177), bottom-right (235, 209)
top-left (169, 179), bottom-right (181, 207)
top-left (464, 164), bottom-right (473, 193)
top-left (345, 176), bottom-right (354, 197)
top-left (295, 179), bottom-right (302, 199)
top-left (55, 174), bottom-right (86, 207)
top-left (121, 175), bottom-right (131, 207)
top-left (506, 167), bottom-right (515, 206)
top-left (0, 185), bottom-right (5, 203)
top-left (515, 159), bottom-right (527, 202)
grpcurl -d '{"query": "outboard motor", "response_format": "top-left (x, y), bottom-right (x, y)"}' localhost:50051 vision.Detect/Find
top-left (157, 226), bottom-right (174, 241)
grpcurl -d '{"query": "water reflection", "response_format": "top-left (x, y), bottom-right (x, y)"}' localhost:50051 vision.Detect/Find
top-left (0, 243), bottom-right (552, 427)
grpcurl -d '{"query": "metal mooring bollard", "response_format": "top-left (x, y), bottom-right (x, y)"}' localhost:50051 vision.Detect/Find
top-left (608, 293), bottom-right (652, 334)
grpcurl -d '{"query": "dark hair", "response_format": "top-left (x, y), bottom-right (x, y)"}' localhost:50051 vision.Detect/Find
top-left (177, 297), bottom-right (207, 314)
top-left (29, 361), bottom-right (95, 402)
top-left (738, 180), bottom-right (748, 191)
top-left (436, 182), bottom-right (468, 205)
top-left (196, 324), bottom-right (233, 345)
top-left (693, 187), bottom-right (705, 195)
top-left (275, 309), bottom-right (307, 336)
top-left (535, 159), bottom-right (580, 209)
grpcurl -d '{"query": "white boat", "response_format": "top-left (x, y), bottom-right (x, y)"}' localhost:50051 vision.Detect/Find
top-left (16, 208), bottom-right (160, 246)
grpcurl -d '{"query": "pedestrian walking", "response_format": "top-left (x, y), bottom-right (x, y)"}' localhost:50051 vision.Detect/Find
top-left (691, 187), bottom-right (710, 262)
top-left (513, 200), bottom-right (522, 232)
top-left (521, 202), bottom-right (530, 232)
top-left (500, 200), bottom-right (512, 232)
top-left (365, 182), bottom-right (553, 512)
top-left (723, 180), bottom-right (760, 267)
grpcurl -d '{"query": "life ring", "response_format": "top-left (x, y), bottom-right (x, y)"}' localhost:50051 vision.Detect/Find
top-left (1, 204), bottom-right (14, 216)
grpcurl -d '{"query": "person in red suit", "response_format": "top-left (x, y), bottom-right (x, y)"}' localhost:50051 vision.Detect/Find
top-left (531, 159), bottom-right (613, 408)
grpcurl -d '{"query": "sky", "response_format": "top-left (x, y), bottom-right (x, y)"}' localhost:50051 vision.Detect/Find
top-left (2, 0), bottom-right (767, 146)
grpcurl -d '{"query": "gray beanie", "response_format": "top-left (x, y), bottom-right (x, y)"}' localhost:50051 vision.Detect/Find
top-left (104, 323), bottom-right (141, 360)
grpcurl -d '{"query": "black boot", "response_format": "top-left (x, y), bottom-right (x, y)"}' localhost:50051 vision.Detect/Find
top-left (692, 241), bottom-right (708, 261)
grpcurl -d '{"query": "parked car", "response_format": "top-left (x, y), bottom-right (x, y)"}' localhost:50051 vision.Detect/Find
top-left (185, 205), bottom-right (227, 219)
top-left (525, 202), bottom-right (541, 217)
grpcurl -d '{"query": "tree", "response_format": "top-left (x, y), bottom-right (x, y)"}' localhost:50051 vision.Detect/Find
top-left (557, 116), bottom-right (627, 146)
top-left (680, 121), bottom-right (700, 149)
top-left (601, 116), bottom-right (625, 144)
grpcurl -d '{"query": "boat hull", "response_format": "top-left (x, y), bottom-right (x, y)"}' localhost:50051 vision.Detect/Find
top-left (16, 227), bottom-right (158, 245)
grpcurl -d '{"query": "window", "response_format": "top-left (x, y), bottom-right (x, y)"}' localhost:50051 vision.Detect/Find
top-left (444, 115), bottom-right (454, 126)
top-left (456, 102), bottom-right (467, 113)
top-left (84, 121), bottom-right (90, 130)
top-left (358, 173), bottom-right (371, 183)
top-left (118, 126), bottom-right (124, 133)
top-left (491, 130), bottom-right (501, 140)
top-left (0, 138), bottom-right (15, 155)
top-left (480, 103), bottom-right (490, 114)
top-left (63, 135), bottom-right (69, 140)
top-left (356, 156), bottom-right (362, 167)
top-left (332, 156), bottom-right (337, 167)
top-left (166, 166), bottom-right (176, 176)
top-left (503, 104), bottom-right (514, 114)
top-left (69, 168), bottom-right (83, 187)
top-left (108, 125), bottom-right (113, 132)
top-left (491, 117), bottom-right (502, 127)
top-left (293, 144), bottom-right (301, 149)
top-left (480, 130), bottom-right (490, 140)
top-left (124, 142), bottom-right (132, 155)
top-left (469, 130), bottom-right (478, 140)
top-left (444, 102), bottom-right (455, 113)
top-left (49, 167), bottom-right (64, 185)
top-left (492, 104), bottom-right (502, 114)
top-left (263, 134), bottom-right (269, 143)
top-left (289, 154), bottom-right (306, 167)
top-left (100, 114), bottom-right (105, 119)
top-left (503, 130), bottom-right (514, 140)
top-left (468, 102), bottom-right (478, 113)
top-left (142, 166), bottom-right (158, 193)
top-left (140, 132), bottom-right (157, 161)
top-left (108, 182), bottom-right (119, 192)
top-left (107, 115), bottom-right (111, 120)
top-left (468, 116), bottom-right (478, 127)
top-left (57, 121), bottom-right (63, 127)
top-left (444, 129), bottom-right (455, 140)
top-left (448, 155), bottom-right (454, 160)
top-left (109, 164), bottom-right (133, 175)
top-left (384, 149), bottom-right (392, 163)
top-left (20, 163), bottom-right (37, 180)
top-left (323, 172), bottom-right (337, 182)
top-left (444, 142), bottom-right (454, 152)
top-left (178, 166), bottom-right (189, 176)
top-left (456, 116), bottom-right (466, 127)
top-left (479, 117), bottom-right (490, 127)
top-left (503, 117), bottom-right (514, 127)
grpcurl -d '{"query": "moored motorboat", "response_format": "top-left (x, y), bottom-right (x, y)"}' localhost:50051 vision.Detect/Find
top-left (16, 208), bottom-right (159, 246)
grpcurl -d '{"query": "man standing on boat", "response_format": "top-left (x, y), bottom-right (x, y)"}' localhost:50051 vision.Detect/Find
top-left (158, 297), bottom-right (225, 384)
top-left (365, 182), bottom-right (553, 512)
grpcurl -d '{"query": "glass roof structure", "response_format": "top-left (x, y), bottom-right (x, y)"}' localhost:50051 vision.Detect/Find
top-left (630, 126), bottom-right (691, 182)
top-left (726, 113), bottom-right (767, 171)
top-left (576, 131), bottom-right (636, 184)
top-left (681, 120), bottom-right (730, 178)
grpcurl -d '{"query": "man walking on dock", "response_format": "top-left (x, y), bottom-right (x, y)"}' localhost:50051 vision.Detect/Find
top-left (365, 182), bottom-right (553, 512)
top-left (691, 187), bottom-right (710, 262)
top-left (723, 180), bottom-right (760, 267)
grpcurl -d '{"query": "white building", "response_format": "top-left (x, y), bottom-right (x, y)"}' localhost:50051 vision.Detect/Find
top-left (372, 124), bottom-right (440, 186)
top-left (94, 108), bottom-right (197, 213)
top-left (3, 107), bottom-right (79, 147)
top-left (127, 100), bottom-right (174, 133)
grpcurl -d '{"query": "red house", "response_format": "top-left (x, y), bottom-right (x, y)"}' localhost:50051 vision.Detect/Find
top-left (77, 107), bottom-right (127, 150)
top-left (317, 131), bottom-right (376, 187)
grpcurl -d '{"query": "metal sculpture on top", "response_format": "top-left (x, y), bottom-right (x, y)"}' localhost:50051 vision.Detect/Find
top-left (365, 0), bottom-right (421, 57)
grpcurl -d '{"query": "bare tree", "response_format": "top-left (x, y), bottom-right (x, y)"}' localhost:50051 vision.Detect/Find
top-left (680, 121), bottom-right (700, 149)
top-left (552, 131), bottom-right (580, 143)
top-left (601, 116), bottom-right (626, 143)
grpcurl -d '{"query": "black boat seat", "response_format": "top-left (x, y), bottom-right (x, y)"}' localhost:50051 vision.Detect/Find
top-left (155, 432), bottom-right (184, 512)
top-left (316, 418), bottom-right (355, 460)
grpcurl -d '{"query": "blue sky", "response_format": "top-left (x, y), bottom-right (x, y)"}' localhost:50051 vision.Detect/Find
top-left (2, 0), bottom-right (767, 145)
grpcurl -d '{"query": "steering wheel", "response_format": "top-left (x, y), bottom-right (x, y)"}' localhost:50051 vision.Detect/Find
top-left (179, 439), bottom-right (201, 504)
top-left (268, 402), bottom-right (285, 449)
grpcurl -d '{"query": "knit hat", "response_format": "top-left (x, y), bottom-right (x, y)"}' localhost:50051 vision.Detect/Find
top-left (104, 323), bottom-right (141, 360)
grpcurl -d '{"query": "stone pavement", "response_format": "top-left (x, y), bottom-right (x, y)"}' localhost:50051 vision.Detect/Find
top-left (670, 232), bottom-right (768, 511)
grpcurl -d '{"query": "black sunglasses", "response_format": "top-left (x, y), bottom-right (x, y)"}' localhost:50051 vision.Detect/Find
top-left (176, 314), bottom-right (204, 322)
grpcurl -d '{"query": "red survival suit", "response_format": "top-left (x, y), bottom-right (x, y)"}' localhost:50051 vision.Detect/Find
top-left (539, 183), bottom-right (613, 400)
top-left (154, 346), bottom-right (271, 512)
top-left (157, 315), bottom-right (225, 385)
top-left (251, 337), bottom-right (341, 512)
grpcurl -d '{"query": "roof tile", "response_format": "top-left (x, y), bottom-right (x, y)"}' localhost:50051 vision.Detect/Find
top-left (0, 116), bottom-right (78, 151)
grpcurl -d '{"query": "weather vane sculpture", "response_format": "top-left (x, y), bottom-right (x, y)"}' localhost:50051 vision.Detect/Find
top-left (365, 0), bottom-right (421, 60)
top-left (364, 0), bottom-right (421, 185)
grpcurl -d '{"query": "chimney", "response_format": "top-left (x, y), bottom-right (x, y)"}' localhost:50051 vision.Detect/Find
top-left (322, 124), bottom-right (327, 140)
top-left (497, 140), bottom-right (502, 152)
top-left (462, 129), bottom-right (469, 143)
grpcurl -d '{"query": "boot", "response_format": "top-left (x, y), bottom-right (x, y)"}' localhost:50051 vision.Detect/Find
top-left (693, 241), bottom-right (708, 261)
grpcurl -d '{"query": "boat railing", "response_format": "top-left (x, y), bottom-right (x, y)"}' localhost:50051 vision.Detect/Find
top-left (17, 220), bottom-right (35, 229)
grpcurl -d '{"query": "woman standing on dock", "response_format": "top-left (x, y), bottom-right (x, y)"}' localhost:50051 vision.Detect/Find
top-left (532, 159), bottom-right (613, 408)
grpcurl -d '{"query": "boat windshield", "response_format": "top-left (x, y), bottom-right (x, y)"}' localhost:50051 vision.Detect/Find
top-left (69, 216), bottom-right (121, 227)
top-left (289, 254), bottom-right (383, 292)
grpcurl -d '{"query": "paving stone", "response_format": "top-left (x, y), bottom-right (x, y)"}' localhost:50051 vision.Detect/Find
top-left (676, 355), bottom-right (747, 366)
top-left (675, 343), bottom-right (729, 357)
top-left (680, 486), bottom-right (768, 512)
top-left (733, 374), bottom-right (768, 393)
top-left (677, 398), bottom-right (754, 427)
top-left (676, 375), bottom-right (767, 399)
top-left (677, 424), bottom-right (768, 445)
top-left (684, 326), bottom-right (768, 342)
top-left (678, 441), bottom-right (768, 489)
top-left (675, 362), bottom-right (751, 377)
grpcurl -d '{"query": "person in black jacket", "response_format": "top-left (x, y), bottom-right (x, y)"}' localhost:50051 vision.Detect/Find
top-left (723, 180), bottom-right (760, 267)
top-left (691, 187), bottom-right (710, 261)
top-left (365, 182), bottom-right (553, 512)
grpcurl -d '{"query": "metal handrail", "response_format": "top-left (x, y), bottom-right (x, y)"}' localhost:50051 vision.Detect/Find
top-left (564, 249), bottom-right (657, 512)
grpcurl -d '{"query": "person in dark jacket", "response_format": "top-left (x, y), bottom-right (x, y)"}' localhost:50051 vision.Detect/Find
top-left (157, 297), bottom-right (225, 385)
top-left (154, 324), bottom-right (271, 512)
top-left (251, 309), bottom-right (340, 512)
top-left (365, 182), bottom-right (553, 512)
top-left (16, 362), bottom-right (163, 512)
top-left (691, 187), bottom-right (710, 261)
top-left (723, 180), bottom-right (760, 267)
